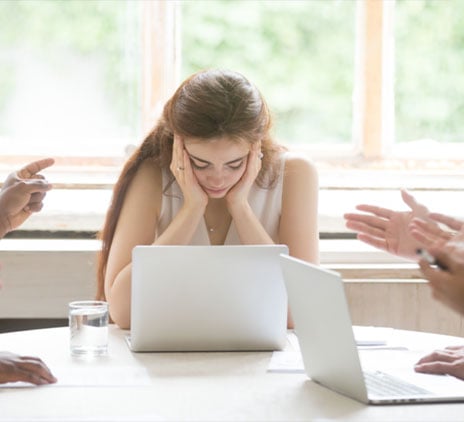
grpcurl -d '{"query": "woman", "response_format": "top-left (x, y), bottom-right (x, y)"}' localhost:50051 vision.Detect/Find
top-left (97, 69), bottom-right (319, 329)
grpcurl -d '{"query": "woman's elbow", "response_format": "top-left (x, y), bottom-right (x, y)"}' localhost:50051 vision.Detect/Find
top-left (108, 300), bottom-right (131, 330)
top-left (106, 285), bottom-right (131, 329)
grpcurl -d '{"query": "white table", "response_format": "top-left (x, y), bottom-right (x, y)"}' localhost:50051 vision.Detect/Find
top-left (1, 325), bottom-right (464, 421)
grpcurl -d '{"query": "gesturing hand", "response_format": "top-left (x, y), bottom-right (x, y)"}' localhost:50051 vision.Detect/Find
top-left (0, 158), bottom-right (54, 236)
top-left (344, 189), bottom-right (432, 260)
top-left (409, 212), bottom-right (464, 246)
top-left (418, 241), bottom-right (464, 316)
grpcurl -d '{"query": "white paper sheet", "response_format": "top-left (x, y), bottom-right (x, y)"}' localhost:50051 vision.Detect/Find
top-left (268, 328), bottom-right (406, 373)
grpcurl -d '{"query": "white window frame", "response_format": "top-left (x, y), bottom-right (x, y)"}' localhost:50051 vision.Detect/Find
top-left (3, 0), bottom-right (464, 237)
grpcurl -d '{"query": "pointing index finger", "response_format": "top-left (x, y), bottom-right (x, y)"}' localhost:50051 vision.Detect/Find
top-left (17, 158), bottom-right (55, 179)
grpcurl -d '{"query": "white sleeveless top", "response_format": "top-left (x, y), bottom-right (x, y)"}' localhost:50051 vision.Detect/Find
top-left (157, 154), bottom-right (286, 245)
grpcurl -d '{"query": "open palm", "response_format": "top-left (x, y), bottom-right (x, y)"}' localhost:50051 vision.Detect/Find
top-left (344, 190), bottom-right (431, 260)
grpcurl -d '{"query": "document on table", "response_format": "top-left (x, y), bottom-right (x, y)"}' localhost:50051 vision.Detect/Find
top-left (268, 333), bottom-right (304, 373)
top-left (268, 327), bottom-right (403, 373)
top-left (353, 326), bottom-right (393, 346)
top-left (268, 349), bottom-right (304, 373)
top-left (1, 365), bottom-right (152, 388)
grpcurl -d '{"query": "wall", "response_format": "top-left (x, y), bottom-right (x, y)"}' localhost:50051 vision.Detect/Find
top-left (1, 239), bottom-right (463, 336)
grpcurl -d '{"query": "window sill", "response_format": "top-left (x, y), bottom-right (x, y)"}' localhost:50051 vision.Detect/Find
top-left (1, 236), bottom-right (457, 336)
top-left (0, 238), bottom-right (419, 279)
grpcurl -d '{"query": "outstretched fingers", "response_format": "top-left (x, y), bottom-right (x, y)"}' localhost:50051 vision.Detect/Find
top-left (354, 204), bottom-right (394, 219)
top-left (344, 212), bottom-right (389, 231)
top-left (409, 218), bottom-right (453, 245)
top-left (429, 213), bottom-right (464, 232)
top-left (16, 158), bottom-right (55, 179)
top-left (345, 218), bottom-right (386, 238)
top-left (401, 189), bottom-right (429, 214)
top-left (356, 233), bottom-right (388, 251)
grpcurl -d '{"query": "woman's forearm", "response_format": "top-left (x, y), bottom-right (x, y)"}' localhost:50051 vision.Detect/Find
top-left (154, 204), bottom-right (205, 245)
top-left (106, 264), bottom-right (133, 329)
top-left (230, 203), bottom-right (274, 245)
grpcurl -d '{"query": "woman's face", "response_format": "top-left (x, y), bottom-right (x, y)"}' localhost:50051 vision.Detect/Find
top-left (183, 136), bottom-right (250, 198)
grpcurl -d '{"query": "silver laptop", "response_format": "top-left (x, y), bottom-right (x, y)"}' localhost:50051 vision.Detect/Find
top-left (280, 254), bottom-right (464, 405)
top-left (127, 245), bottom-right (288, 352)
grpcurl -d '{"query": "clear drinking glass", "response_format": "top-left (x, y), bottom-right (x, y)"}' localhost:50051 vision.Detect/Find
top-left (69, 300), bottom-right (109, 357)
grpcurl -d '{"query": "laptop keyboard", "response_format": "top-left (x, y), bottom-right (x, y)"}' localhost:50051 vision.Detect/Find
top-left (364, 370), bottom-right (433, 397)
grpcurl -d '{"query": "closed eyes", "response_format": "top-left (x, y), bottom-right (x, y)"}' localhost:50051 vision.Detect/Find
top-left (188, 152), bottom-right (247, 171)
top-left (190, 159), bottom-right (244, 171)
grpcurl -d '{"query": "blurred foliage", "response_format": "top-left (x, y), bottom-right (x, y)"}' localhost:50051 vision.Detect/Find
top-left (0, 0), bottom-right (117, 51)
top-left (395, 0), bottom-right (464, 143)
top-left (1, 0), bottom-right (461, 148)
top-left (0, 0), bottom-right (141, 134)
top-left (181, 0), bottom-right (355, 144)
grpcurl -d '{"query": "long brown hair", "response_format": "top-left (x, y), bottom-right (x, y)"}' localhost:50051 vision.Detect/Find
top-left (96, 69), bottom-right (283, 300)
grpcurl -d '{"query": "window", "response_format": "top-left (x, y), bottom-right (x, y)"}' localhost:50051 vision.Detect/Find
top-left (1, 0), bottom-right (463, 237)
top-left (0, 0), bottom-right (142, 161)
top-left (395, 0), bottom-right (464, 156)
top-left (181, 0), bottom-right (355, 147)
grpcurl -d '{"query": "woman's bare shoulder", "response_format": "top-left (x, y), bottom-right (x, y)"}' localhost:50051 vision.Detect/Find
top-left (135, 158), bottom-right (161, 179)
top-left (283, 152), bottom-right (318, 180)
top-left (119, 159), bottom-right (164, 217)
top-left (130, 159), bottom-right (163, 192)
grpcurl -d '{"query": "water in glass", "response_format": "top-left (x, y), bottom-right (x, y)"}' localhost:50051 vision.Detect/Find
top-left (69, 301), bottom-right (108, 357)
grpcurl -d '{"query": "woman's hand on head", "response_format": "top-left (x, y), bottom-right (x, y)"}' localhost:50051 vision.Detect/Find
top-left (225, 143), bottom-right (262, 212)
top-left (170, 135), bottom-right (208, 211)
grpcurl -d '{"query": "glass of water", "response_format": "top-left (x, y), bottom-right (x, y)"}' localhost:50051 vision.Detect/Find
top-left (69, 300), bottom-right (109, 357)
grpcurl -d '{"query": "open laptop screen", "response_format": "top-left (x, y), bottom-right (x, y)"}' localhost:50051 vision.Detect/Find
top-left (129, 244), bottom-right (288, 352)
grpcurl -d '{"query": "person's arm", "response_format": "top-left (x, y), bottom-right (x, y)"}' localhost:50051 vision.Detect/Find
top-left (415, 345), bottom-right (464, 379)
top-left (225, 145), bottom-right (274, 245)
top-left (0, 352), bottom-right (57, 385)
top-left (104, 160), bottom-right (206, 328)
top-left (154, 136), bottom-right (208, 245)
top-left (279, 155), bottom-right (319, 263)
top-left (0, 158), bottom-right (54, 238)
top-left (344, 189), bottom-right (431, 260)
top-left (418, 242), bottom-right (464, 316)
top-left (279, 155), bottom-right (319, 328)
top-left (104, 162), bottom-right (161, 328)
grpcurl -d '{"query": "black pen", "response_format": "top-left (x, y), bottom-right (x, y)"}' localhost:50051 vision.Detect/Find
top-left (416, 248), bottom-right (448, 271)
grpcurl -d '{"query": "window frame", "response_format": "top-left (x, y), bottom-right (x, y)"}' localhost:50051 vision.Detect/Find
top-left (3, 0), bottom-right (464, 184)
top-left (3, 0), bottom-right (464, 238)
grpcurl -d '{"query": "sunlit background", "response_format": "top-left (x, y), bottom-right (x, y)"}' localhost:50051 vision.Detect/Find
top-left (3, 1), bottom-right (463, 160)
